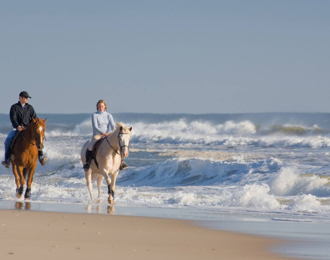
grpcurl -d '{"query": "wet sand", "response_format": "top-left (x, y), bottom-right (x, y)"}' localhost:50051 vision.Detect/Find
top-left (0, 209), bottom-right (299, 260)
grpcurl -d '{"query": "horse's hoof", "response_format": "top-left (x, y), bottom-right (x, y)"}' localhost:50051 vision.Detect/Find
top-left (25, 188), bottom-right (31, 200)
top-left (16, 187), bottom-right (24, 197)
top-left (108, 198), bottom-right (115, 204)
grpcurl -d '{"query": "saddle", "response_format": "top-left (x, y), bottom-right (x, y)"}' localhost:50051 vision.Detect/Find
top-left (9, 131), bottom-right (21, 150)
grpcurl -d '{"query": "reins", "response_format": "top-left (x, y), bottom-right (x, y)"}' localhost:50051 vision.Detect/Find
top-left (106, 137), bottom-right (120, 155)
top-left (21, 132), bottom-right (37, 146)
top-left (20, 122), bottom-right (45, 148)
top-left (93, 128), bottom-right (130, 170)
top-left (105, 131), bottom-right (130, 156)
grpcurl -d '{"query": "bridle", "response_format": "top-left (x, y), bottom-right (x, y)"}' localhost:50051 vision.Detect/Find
top-left (106, 130), bottom-right (131, 156)
top-left (20, 123), bottom-right (44, 149)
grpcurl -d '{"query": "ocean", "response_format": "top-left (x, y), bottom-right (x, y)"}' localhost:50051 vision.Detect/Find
top-left (1, 112), bottom-right (330, 258)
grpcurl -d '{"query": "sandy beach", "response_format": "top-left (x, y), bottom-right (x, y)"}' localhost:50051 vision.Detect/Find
top-left (0, 209), bottom-right (300, 260)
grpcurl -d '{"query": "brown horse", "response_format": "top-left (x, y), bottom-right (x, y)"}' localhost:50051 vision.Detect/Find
top-left (11, 118), bottom-right (47, 199)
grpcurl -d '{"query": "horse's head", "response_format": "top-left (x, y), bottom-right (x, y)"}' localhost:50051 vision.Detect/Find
top-left (31, 118), bottom-right (47, 150)
top-left (117, 123), bottom-right (132, 158)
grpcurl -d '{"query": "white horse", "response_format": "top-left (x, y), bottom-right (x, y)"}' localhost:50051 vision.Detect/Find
top-left (81, 122), bottom-right (132, 204)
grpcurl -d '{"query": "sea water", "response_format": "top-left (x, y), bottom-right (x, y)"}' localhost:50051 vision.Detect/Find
top-left (1, 112), bottom-right (330, 259)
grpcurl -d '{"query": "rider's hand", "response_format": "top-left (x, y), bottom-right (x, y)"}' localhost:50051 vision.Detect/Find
top-left (17, 126), bottom-right (24, 131)
top-left (102, 132), bottom-right (109, 137)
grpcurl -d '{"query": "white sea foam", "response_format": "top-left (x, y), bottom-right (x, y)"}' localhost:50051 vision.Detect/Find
top-left (47, 119), bottom-right (92, 137)
top-left (129, 120), bottom-right (330, 150)
top-left (217, 120), bottom-right (257, 135)
top-left (227, 184), bottom-right (280, 209)
top-left (270, 167), bottom-right (330, 197)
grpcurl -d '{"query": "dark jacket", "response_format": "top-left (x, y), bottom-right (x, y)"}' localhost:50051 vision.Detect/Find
top-left (10, 102), bottom-right (37, 129)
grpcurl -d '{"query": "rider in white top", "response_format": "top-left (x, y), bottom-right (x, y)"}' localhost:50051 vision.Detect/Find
top-left (92, 110), bottom-right (115, 136)
top-left (83, 100), bottom-right (128, 171)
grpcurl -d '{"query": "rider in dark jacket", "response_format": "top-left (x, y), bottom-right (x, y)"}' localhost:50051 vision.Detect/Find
top-left (10, 102), bottom-right (37, 129)
top-left (1, 91), bottom-right (48, 168)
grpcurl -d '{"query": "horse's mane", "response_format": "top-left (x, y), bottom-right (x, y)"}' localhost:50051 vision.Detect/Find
top-left (26, 117), bottom-right (45, 130)
top-left (114, 122), bottom-right (131, 134)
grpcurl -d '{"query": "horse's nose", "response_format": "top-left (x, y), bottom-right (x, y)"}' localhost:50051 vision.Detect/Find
top-left (122, 149), bottom-right (129, 158)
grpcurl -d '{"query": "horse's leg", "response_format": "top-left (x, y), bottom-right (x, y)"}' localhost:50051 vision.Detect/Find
top-left (85, 169), bottom-right (93, 201)
top-left (97, 174), bottom-right (104, 202)
top-left (11, 164), bottom-right (21, 196)
top-left (99, 168), bottom-right (112, 204)
top-left (16, 166), bottom-right (25, 198)
top-left (108, 171), bottom-right (119, 204)
top-left (25, 165), bottom-right (36, 200)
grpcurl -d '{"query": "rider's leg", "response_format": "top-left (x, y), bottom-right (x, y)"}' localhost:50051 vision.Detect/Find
top-left (2, 130), bottom-right (16, 167)
top-left (83, 149), bottom-right (93, 171)
top-left (83, 135), bottom-right (102, 171)
top-left (38, 150), bottom-right (48, 165)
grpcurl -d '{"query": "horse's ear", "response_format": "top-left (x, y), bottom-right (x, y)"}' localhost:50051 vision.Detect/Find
top-left (129, 127), bottom-right (132, 131)
top-left (43, 118), bottom-right (47, 123)
top-left (32, 118), bottom-right (36, 123)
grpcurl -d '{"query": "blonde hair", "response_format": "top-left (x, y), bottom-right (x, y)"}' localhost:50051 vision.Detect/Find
top-left (96, 100), bottom-right (107, 111)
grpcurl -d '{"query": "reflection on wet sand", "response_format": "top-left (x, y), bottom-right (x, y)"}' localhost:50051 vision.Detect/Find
top-left (107, 205), bottom-right (114, 214)
top-left (12, 201), bottom-right (115, 215)
top-left (86, 204), bottom-right (114, 215)
top-left (15, 201), bottom-right (31, 210)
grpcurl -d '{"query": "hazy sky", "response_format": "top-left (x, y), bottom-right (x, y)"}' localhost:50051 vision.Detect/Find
top-left (1, 1), bottom-right (329, 114)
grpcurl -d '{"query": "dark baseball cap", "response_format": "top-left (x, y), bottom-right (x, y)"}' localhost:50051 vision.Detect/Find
top-left (19, 91), bottom-right (31, 98)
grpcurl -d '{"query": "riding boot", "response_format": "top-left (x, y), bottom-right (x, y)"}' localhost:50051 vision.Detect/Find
top-left (120, 161), bottom-right (129, 170)
top-left (1, 150), bottom-right (11, 168)
top-left (83, 149), bottom-right (93, 171)
top-left (38, 150), bottom-right (48, 166)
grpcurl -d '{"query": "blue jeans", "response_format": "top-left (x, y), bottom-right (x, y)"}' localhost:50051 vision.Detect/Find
top-left (4, 130), bottom-right (17, 157)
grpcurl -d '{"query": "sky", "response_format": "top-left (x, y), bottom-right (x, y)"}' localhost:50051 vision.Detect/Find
top-left (0, 0), bottom-right (329, 114)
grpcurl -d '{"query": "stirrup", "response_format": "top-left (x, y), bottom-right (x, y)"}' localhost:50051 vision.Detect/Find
top-left (1, 160), bottom-right (10, 168)
top-left (39, 156), bottom-right (48, 166)
top-left (83, 163), bottom-right (90, 171)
